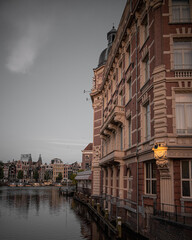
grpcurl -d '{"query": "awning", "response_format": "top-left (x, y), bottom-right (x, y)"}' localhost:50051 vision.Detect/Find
top-left (75, 175), bottom-right (92, 180)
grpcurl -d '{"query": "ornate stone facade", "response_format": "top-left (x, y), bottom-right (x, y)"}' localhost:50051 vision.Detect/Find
top-left (90, 0), bottom-right (192, 237)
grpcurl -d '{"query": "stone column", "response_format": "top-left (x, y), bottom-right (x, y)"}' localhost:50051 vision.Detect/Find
top-left (119, 162), bottom-right (124, 200)
top-left (113, 166), bottom-right (117, 197)
top-left (108, 167), bottom-right (112, 195)
top-left (103, 167), bottom-right (106, 195)
top-left (153, 143), bottom-right (174, 212)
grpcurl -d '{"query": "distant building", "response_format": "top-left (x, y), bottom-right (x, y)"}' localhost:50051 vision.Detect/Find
top-left (37, 154), bottom-right (42, 166)
top-left (81, 143), bottom-right (93, 170)
top-left (51, 158), bottom-right (68, 182)
top-left (39, 163), bottom-right (53, 181)
top-left (75, 170), bottom-right (92, 196)
top-left (51, 158), bottom-right (63, 164)
top-left (21, 154), bottom-right (32, 163)
top-left (3, 164), bottom-right (9, 180)
top-left (8, 162), bottom-right (16, 181)
top-left (68, 161), bottom-right (81, 179)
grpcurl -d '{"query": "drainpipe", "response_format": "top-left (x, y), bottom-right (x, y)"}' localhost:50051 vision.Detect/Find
top-left (135, 19), bottom-right (139, 234)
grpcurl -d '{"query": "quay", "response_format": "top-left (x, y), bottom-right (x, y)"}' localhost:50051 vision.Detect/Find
top-left (60, 189), bottom-right (145, 240)
top-left (73, 193), bottom-right (120, 239)
top-left (59, 186), bottom-right (76, 197)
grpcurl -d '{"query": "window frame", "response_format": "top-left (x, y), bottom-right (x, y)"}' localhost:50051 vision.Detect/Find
top-left (144, 54), bottom-right (150, 83)
top-left (127, 44), bottom-right (131, 68)
top-left (127, 169), bottom-right (133, 193)
top-left (171, 0), bottom-right (191, 23)
top-left (128, 117), bottom-right (132, 148)
top-left (173, 39), bottom-right (192, 70)
top-left (181, 160), bottom-right (192, 198)
top-left (144, 102), bottom-right (151, 141)
top-left (145, 162), bottom-right (157, 195)
top-left (175, 93), bottom-right (192, 135)
top-left (119, 90), bottom-right (124, 106)
top-left (140, 14), bottom-right (149, 47)
top-left (120, 126), bottom-right (123, 151)
top-left (128, 77), bottom-right (132, 101)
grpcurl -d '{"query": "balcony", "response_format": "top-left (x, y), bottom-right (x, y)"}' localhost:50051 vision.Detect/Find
top-left (100, 150), bottom-right (125, 166)
top-left (175, 70), bottom-right (192, 78)
top-left (101, 105), bottom-right (125, 135)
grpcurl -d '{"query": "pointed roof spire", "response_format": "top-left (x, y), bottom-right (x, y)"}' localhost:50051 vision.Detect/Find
top-left (38, 154), bottom-right (42, 164)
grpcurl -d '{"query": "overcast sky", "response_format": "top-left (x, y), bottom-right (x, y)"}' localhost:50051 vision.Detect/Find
top-left (0, 0), bottom-right (126, 164)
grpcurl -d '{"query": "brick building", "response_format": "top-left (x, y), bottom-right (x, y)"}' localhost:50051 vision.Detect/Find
top-left (81, 143), bottom-right (93, 170)
top-left (91, 0), bottom-right (192, 237)
top-left (51, 158), bottom-right (68, 182)
top-left (75, 170), bottom-right (92, 196)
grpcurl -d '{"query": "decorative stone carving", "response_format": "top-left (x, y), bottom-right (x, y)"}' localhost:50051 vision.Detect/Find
top-left (108, 123), bottom-right (118, 132)
top-left (100, 134), bottom-right (107, 141)
top-left (104, 129), bottom-right (112, 137)
top-left (150, 0), bottom-right (163, 9)
top-left (152, 143), bottom-right (170, 178)
top-left (92, 94), bottom-right (102, 108)
top-left (114, 114), bottom-right (125, 125)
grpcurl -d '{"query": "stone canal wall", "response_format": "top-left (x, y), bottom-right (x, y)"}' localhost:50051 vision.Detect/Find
top-left (72, 192), bottom-right (147, 240)
top-left (71, 192), bottom-right (192, 240)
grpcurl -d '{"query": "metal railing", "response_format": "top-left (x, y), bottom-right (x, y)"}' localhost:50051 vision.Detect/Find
top-left (153, 202), bottom-right (192, 226)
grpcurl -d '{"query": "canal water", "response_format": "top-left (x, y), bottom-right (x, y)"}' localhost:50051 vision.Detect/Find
top-left (0, 187), bottom-right (141, 240)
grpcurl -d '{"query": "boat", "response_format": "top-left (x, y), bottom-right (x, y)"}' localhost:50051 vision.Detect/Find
top-left (55, 183), bottom-right (62, 187)
top-left (33, 183), bottom-right (40, 187)
top-left (9, 182), bottom-right (17, 187)
top-left (18, 183), bottom-right (24, 187)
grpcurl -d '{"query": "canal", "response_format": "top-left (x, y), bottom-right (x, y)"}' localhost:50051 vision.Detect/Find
top-left (0, 186), bottom-right (142, 240)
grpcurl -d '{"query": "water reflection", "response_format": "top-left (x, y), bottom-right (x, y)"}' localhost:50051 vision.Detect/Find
top-left (0, 187), bottom-right (82, 240)
top-left (0, 187), bottom-right (141, 240)
top-left (71, 200), bottom-right (115, 240)
top-left (0, 187), bottom-right (67, 218)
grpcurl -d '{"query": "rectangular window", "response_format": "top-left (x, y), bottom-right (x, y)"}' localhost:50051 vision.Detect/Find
top-left (181, 160), bottom-right (192, 197)
top-left (128, 117), bottom-right (131, 148)
top-left (128, 78), bottom-right (132, 101)
top-left (145, 162), bottom-right (157, 195)
top-left (172, 0), bottom-right (191, 23)
top-left (144, 17), bottom-right (149, 42)
top-left (120, 63), bottom-right (123, 80)
top-left (120, 127), bottom-right (123, 151)
top-left (128, 169), bottom-right (132, 191)
top-left (85, 163), bottom-right (90, 169)
top-left (119, 90), bottom-right (124, 106)
top-left (114, 132), bottom-right (117, 150)
top-left (173, 40), bottom-right (192, 69)
top-left (144, 55), bottom-right (150, 82)
top-left (145, 103), bottom-right (151, 141)
top-left (176, 93), bottom-right (192, 134)
top-left (105, 140), bottom-right (108, 155)
top-left (127, 45), bottom-right (131, 67)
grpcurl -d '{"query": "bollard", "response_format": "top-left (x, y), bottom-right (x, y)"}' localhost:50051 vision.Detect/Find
top-left (89, 197), bottom-right (91, 204)
top-left (105, 208), bottom-right (108, 220)
top-left (92, 199), bottom-right (95, 207)
top-left (97, 203), bottom-right (100, 213)
top-left (116, 216), bottom-right (122, 238)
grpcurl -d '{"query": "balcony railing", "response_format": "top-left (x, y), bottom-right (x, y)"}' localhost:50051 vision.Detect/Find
top-left (100, 150), bottom-right (125, 166)
top-left (175, 70), bottom-right (192, 78)
top-left (177, 129), bottom-right (192, 135)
